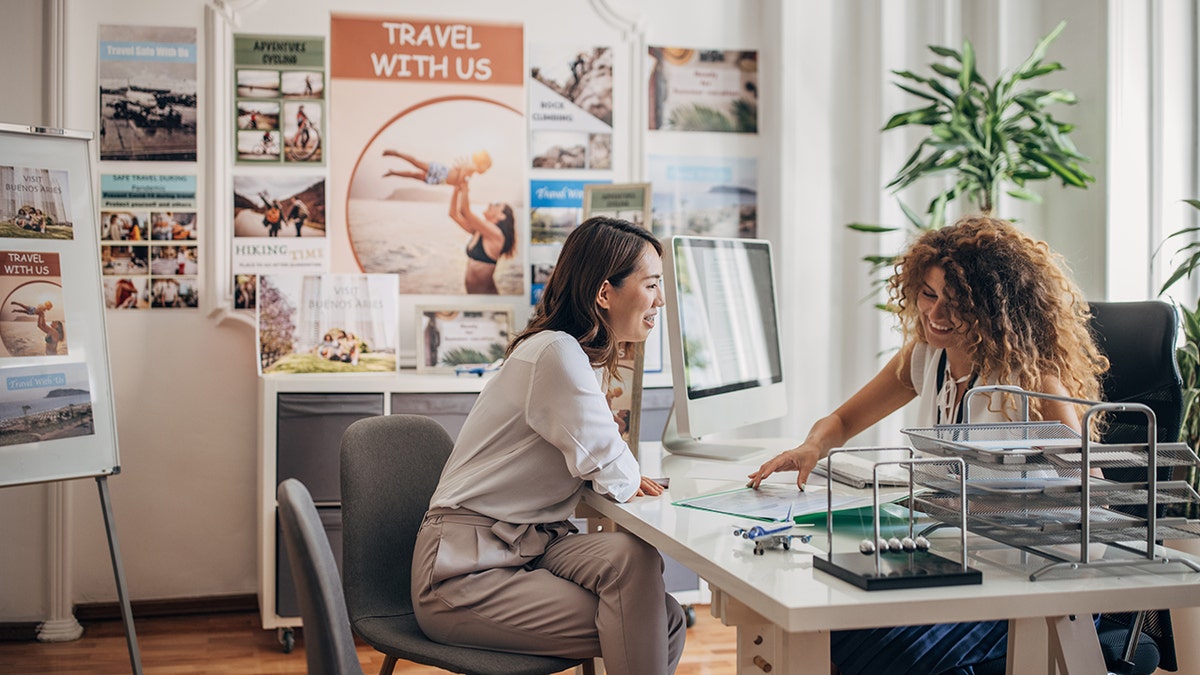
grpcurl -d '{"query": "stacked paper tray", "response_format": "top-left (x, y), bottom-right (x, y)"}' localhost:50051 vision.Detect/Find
top-left (902, 422), bottom-right (1081, 464)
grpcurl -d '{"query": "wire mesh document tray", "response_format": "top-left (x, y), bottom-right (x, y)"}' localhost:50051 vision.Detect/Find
top-left (898, 385), bottom-right (1200, 580)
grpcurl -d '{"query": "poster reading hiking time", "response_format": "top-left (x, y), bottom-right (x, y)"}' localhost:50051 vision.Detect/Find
top-left (647, 47), bottom-right (758, 133)
top-left (0, 166), bottom-right (73, 240)
top-left (330, 15), bottom-right (526, 295)
top-left (230, 174), bottom-right (327, 277)
top-left (529, 45), bottom-right (613, 170)
top-left (233, 34), bottom-right (325, 165)
top-left (98, 25), bottom-right (198, 161)
top-left (99, 174), bottom-right (198, 310)
top-left (0, 250), bottom-right (67, 356)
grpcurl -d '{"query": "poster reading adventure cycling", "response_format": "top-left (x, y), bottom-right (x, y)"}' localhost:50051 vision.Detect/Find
top-left (330, 15), bottom-right (525, 295)
top-left (233, 34), bottom-right (326, 165)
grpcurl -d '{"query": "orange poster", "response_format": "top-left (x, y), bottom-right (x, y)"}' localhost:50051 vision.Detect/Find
top-left (330, 15), bottom-right (526, 296)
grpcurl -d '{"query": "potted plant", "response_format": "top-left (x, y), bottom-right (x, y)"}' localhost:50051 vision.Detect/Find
top-left (851, 20), bottom-right (1095, 289)
top-left (1159, 199), bottom-right (1200, 489)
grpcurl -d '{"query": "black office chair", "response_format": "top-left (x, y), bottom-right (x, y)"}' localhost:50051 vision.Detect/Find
top-left (339, 414), bottom-right (596, 675)
top-left (277, 478), bottom-right (367, 675)
top-left (1089, 300), bottom-right (1184, 674)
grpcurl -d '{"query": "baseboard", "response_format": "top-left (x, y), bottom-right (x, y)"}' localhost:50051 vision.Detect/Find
top-left (73, 593), bottom-right (258, 622)
top-left (0, 622), bottom-right (40, 642)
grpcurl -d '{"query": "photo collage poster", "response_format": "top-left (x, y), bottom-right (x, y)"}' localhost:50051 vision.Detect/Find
top-left (528, 44), bottom-right (615, 306)
top-left (257, 273), bottom-right (399, 374)
top-left (0, 154), bottom-right (96, 448)
top-left (330, 15), bottom-right (525, 296)
top-left (645, 47), bottom-right (759, 240)
top-left (99, 174), bottom-right (198, 309)
top-left (231, 34), bottom-right (328, 313)
top-left (233, 35), bottom-right (326, 166)
top-left (98, 25), bottom-right (198, 162)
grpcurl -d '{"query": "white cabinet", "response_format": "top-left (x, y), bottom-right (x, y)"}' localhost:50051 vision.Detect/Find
top-left (258, 372), bottom-right (688, 638)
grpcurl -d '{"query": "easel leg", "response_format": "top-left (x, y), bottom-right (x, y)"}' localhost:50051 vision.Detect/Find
top-left (96, 476), bottom-right (143, 675)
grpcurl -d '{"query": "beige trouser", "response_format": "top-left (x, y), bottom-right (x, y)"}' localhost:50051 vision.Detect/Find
top-left (412, 509), bottom-right (686, 675)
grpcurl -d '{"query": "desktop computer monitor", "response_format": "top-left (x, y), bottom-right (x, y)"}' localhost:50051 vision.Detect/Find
top-left (661, 235), bottom-right (787, 460)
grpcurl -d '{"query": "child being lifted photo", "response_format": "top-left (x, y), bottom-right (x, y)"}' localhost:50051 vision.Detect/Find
top-left (382, 149), bottom-right (492, 186)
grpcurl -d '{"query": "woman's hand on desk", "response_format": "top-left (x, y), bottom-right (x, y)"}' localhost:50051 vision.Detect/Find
top-left (632, 476), bottom-right (667, 499)
top-left (746, 444), bottom-right (820, 490)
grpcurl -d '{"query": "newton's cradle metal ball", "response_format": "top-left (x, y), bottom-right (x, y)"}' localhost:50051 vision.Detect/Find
top-left (859, 535), bottom-right (931, 554)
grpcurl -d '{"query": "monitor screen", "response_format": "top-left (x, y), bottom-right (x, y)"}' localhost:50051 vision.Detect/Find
top-left (662, 235), bottom-right (787, 460)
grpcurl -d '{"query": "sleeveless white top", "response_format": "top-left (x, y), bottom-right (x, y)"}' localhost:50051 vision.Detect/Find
top-left (910, 342), bottom-right (1013, 425)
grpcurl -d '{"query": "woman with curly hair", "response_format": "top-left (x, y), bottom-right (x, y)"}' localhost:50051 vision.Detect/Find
top-left (748, 214), bottom-right (1109, 675)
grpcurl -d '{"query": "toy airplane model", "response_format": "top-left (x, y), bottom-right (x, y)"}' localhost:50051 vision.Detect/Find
top-left (454, 358), bottom-right (504, 377)
top-left (732, 506), bottom-right (815, 555)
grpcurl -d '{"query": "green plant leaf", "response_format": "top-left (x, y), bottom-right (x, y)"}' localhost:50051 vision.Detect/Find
top-left (898, 200), bottom-right (926, 229)
top-left (1015, 20), bottom-right (1067, 79)
top-left (928, 45), bottom-right (961, 60)
top-left (847, 223), bottom-right (899, 233)
top-left (1184, 199), bottom-right (1200, 210)
top-left (1006, 186), bottom-right (1043, 203)
top-left (1019, 62), bottom-right (1064, 79)
top-left (959, 39), bottom-right (976, 93)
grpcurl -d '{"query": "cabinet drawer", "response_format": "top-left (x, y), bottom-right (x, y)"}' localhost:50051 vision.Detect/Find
top-left (277, 393), bottom-right (384, 502)
top-left (276, 505), bottom-right (342, 618)
top-left (391, 393), bottom-right (478, 441)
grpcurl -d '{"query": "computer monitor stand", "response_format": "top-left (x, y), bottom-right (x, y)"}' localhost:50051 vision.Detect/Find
top-left (660, 404), bottom-right (775, 462)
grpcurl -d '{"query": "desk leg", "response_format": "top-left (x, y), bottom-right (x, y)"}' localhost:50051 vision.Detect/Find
top-left (1007, 615), bottom-right (1104, 675)
top-left (711, 586), bottom-right (829, 675)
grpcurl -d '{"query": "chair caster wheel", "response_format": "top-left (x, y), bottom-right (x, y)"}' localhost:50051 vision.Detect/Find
top-left (684, 605), bottom-right (697, 628)
top-left (278, 627), bottom-right (295, 653)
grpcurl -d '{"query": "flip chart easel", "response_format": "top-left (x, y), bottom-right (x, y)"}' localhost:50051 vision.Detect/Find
top-left (0, 123), bottom-right (140, 674)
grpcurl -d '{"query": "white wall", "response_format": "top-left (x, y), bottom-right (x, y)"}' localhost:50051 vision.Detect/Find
top-left (0, 0), bottom-right (1120, 624)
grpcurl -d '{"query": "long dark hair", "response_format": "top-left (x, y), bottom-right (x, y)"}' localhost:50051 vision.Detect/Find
top-left (497, 205), bottom-right (515, 257)
top-left (508, 216), bottom-right (661, 378)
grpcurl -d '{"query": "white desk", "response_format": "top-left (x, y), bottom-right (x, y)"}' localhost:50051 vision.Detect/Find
top-left (581, 441), bottom-right (1200, 675)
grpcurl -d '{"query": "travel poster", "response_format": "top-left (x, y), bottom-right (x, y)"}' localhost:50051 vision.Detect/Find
top-left (647, 47), bottom-right (757, 133)
top-left (257, 273), bottom-right (399, 374)
top-left (0, 251), bottom-right (67, 357)
top-left (0, 362), bottom-right (94, 447)
top-left (529, 45), bottom-right (613, 170)
top-left (0, 166), bottom-right (73, 240)
top-left (416, 306), bottom-right (512, 373)
top-left (330, 15), bottom-right (526, 295)
top-left (100, 173), bottom-right (198, 310)
top-left (648, 154), bottom-right (758, 238)
top-left (98, 25), bottom-right (197, 161)
top-left (233, 34), bottom-right (325, 164)
top-left (529, 179), bottom-right (608, 305)
top-left (231, 173), bottom-right (327, 276)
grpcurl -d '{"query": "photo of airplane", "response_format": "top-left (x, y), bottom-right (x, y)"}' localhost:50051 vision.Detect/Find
top-left (732, 506), bottom-right (814, 555)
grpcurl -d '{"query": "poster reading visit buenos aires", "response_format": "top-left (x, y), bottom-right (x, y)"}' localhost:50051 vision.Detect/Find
top-left (330, 15), bottom-right (526, 296)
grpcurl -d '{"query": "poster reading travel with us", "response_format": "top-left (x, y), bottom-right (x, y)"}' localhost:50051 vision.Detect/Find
top-left (0, 251), bottom-right (67, 357)
top-left (330, 15), bottom-right (526, 295)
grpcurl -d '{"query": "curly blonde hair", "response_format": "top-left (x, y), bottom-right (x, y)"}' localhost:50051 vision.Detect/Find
top-left (889, 215), bottom-right (1108, 421)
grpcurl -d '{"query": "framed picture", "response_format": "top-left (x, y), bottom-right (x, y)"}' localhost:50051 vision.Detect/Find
top-left (417, 306), bottom-right (514, 374)
top-left (583, 183), bottom-right (654, 458)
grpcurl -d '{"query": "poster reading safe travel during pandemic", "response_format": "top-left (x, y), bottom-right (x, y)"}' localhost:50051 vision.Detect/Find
top-left (330, 15), bottom-right (525, 295)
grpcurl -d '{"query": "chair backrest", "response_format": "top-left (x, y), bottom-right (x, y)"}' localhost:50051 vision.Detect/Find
top-left (1089, 301), bottom-right (1184, 483)
top-left (276, 479), bottom-right (365, 675)
top-left (340, 414), bottom-right (455, 621)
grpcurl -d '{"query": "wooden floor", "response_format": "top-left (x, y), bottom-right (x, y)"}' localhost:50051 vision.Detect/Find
top-left (0, 606), bottom-right (737, 674)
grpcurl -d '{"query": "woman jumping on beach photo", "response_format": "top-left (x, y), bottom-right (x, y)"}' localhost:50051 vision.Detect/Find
top-left (448, 178), bottom-right (515, 294)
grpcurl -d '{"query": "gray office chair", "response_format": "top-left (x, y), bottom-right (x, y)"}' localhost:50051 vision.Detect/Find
top-left (340, 414), bottom-right (595, 675)
top-left (277, 478), bottom-right (366, 675)
top-left (1088, 300), bottom-right (1183, 674)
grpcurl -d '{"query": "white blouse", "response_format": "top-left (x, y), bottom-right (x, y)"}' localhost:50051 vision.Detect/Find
top-left (428, 330), bottom-right (641, 523)
top-left (910, 342), bottom-right (1012, 425)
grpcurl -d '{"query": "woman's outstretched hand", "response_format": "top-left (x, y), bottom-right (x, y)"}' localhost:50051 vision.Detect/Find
top-left (746, 443), bottom-right (821, 491)
top-left (634, 476), bottom-right (666, 498)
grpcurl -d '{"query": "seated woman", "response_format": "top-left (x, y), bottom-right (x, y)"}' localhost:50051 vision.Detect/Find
top-left (412, 216), bottom-right (685, 675)
top-left (748, 214), bottom-right (1109, 675)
